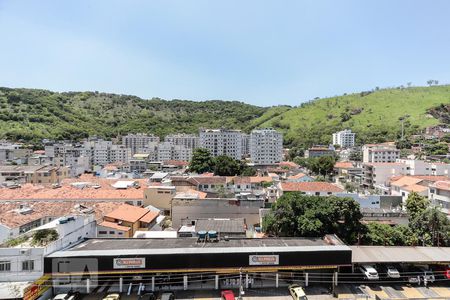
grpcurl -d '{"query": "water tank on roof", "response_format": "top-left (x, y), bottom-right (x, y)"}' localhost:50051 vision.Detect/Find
top-left (59, 217), bottom-right (68, 224)
top-left (197, 231), bottom-right (207, 240)
top-left (208, 230), bottom-right (218, 241)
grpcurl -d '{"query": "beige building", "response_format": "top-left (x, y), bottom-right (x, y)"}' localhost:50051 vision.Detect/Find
top-left (143, 186), bottom-right (177, 213)
top-left (0, 165), bottom-right (69, 185)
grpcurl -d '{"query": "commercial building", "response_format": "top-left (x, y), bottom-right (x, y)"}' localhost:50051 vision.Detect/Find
top-left (332, 129), bottom-right (355, 148)
top-left (362, 143), bottom-right (400, 163)
top-left (249, 128), bottom-right (283, 165)
top-left (45, 235), bottom-right (351, 292)
top-left (199, 129), bottom-right (243, 160)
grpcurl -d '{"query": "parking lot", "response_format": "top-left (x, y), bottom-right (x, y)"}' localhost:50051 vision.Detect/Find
top-left (55, 282), bottom-right (450, 300)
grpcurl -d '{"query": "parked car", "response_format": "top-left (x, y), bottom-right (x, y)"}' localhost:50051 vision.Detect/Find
top-left (431, 264), bottom-right (450, 280)
top-left (378, 264), bottom-right (400, 278)
top-left (416, 266), bottom-right (435, 283)
top-left (221, 290), bottom-right (235, 300)
top-left (138, 293), bottom-right (156, 300)
top-left (160, 292), bottom-right (175, 300)
top-left (102, 294), bottom-right (120, 300)
top-left (53, 291), bottom-right (80, 300)
top-left (288, 284), bottom-right (308, 300)
top-left (359, 265), bottom-right (379, 280)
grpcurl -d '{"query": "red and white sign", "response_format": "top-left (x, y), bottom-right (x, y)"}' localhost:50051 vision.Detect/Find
top-left (249, 255), bottom-right (279, 266)
top-left (113, 258), bottom-right (145, 269)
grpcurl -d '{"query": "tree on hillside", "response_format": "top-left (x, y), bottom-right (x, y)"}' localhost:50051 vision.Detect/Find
top-left (405, 192), bottom-right (430, 222)
top-left (263, 193), bottom-right (364, 244)
top-left (213, 155), bottom-right (242, 176)
top-left (189, 148), bottom-right (214, 174)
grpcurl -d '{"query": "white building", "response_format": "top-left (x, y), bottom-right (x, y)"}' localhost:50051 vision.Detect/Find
top-left (199, 129), bottom-right (243, 160)
top-left (397, 159), bottom-right (450, 177)
top-left (45, 143), bottom-right (91, 176)
top-left (122, 133), bottom-right (160, 155)
top-left (249, 128), bottom-right (283, 165)
top-left (332, 129), bottom-right (355, 148)
top-left (362, 143), bottom-right (400, 163)
top-left (362, 162), bottom-right (406, 189)
top-left (164, 134), bottom-right (199, 150)
top-left (241, 134), bottom-right (250, 157)
top-left (429, 181), bottom-right (450, 215)
top-left (83, 140), bottom-right (131, 167)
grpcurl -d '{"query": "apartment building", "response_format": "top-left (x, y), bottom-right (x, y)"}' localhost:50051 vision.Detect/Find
top-left (0, 142), bottom-right (32, 163)
top-left (0, 165), bottom-right (69, 185)
top-left (332, 129), bottom-right (356, 148)
top-left (83, 139), bottom-right (131, 166)
top-left (429, 181), bottom-right (450, 215)
top-left (362, 143), bottom-right (400, 163)
top-left (45, 143), bottom-right (91, 176)
top-left (164, 133), bottom-right (199, 149)
top-left (122, 133), bottom-right (160, 155)
top-left (362, 162), bottom-right (406, 189)
top-left (397, 159), bottom-right (450, 176)
top-left (249, 128), bottom-right (283, 165)
top-left (241, 133), bottom-right (250, 157)
top-left (199, 128), bottom-right (243, 160)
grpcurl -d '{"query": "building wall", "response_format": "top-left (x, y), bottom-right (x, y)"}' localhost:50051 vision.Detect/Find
top-left (199, 129), bottom-right (243, 160)
top-left (144, 187), bottom-right (176, 210)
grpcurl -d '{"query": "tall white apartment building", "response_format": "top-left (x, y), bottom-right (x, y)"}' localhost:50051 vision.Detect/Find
top-left (397, 159), bottom-right (450, 177)
top-left (134, 142), bottom-right (193, 162)
top-left (164, 134), bottom-right (199, 149)
top-left (122, 133), bottom-right (160, 155)
top-left (249, 128), bottom-right (283, 165)
top-left (362, 143), bottom-right (400, 163)
top-left (83, 140), bottom-right (131, 166)
top-left (332, 129), bottom-right (356, 148)
top-left (241, 134), bottom-right (250, 157)
top-left (199, 129), bottom-right (243, 160)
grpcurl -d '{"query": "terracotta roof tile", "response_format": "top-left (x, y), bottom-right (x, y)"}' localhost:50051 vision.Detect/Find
top-left (105, 204), bottom-right (150, 223)
top-left (334, 162), bottom-right (354, 169)
top-left (98, 220), bottom-right (131, 232)
top-left (281, 182), bottom-right (344, 193)
top-left (139, 211), bottom-right (159, 223)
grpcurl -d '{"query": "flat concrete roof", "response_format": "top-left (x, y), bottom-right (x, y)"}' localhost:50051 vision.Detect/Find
top-left (351, 246), bottom-right (450, 264)
top-left (48, 237), bottom-right (350, 257)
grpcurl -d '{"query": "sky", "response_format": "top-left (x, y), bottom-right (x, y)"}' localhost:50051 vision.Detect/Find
top-left (0, 0), bottom-right (450, 106)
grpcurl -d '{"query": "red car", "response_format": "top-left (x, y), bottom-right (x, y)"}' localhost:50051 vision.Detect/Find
top-left (221, 290), bottom-right (235, 300)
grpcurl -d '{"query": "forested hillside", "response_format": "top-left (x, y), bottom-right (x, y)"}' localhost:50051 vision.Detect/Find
top-left (0, 86), bottom-right (449, 148)
top-left (254, 85), bottom-right (450, 147)
top-left (0, 88), bottom-right (268, 143)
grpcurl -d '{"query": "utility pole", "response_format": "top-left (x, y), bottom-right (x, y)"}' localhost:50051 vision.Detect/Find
top-left (238, 267), bottom-right (244, 300)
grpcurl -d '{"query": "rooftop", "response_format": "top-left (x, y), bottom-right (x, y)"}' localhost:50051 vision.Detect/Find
top-left (431, 180), bottom-right (450, 191)
top-left (105, 204), bottom-right (151, 223)
top-left (351, 246), bottom-right (450, 264)
top-left (98, 220), bottom-right (131, 232)
top-left (48, 236), bottom-right (349, 257)
top-left (281, 182), bottom-right (344, 193)
top-left (334, 162), bottom-right (355, 169)
top-left (195, 218), bottom-right (246, 234)
top-left (0, 201), bottom-right (118, 229)
top-left (0, 174), bottom-right (146, 201)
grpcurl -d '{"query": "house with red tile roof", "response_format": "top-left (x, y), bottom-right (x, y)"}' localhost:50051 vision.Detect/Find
top-left (279, 182), bottom-right (344, 197)
top-left (286, 173), bottom-right (314, 183)
top-left (98, 204), bottom-right (160, 238)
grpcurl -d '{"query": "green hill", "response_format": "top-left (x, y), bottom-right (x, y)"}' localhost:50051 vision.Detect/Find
top-left (0, 87), bottom-right (268, 143)
top-left (0, 86), bottom-right (449, 148)
top-left (254, 85), bottom-right (450, 148)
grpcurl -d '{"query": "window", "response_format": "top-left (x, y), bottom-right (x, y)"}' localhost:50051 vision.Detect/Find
top-left (118, 232), bottom-right (123, 235)
top-left (22, 260), bottom-right (34, 271)
top-left (0, 261), bottom-right (11, 272)
top-left (99, 231), bottom-right (107, 235)
top-left (315, 192), bottom-right (320, 196)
